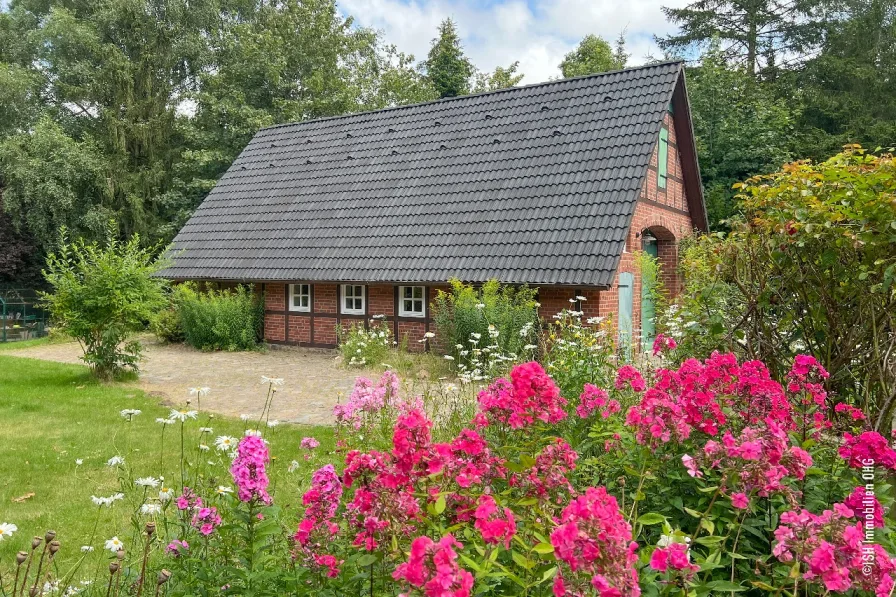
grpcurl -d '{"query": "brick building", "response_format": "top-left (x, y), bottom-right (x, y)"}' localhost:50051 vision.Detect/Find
top-left (161, 61), bottom-right (707, 350)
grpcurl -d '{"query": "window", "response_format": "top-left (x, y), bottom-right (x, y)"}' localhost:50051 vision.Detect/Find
top-left (289, 284), bottom-right (310, 312)
top-left (658, 127), bottom-right (669, 189)
top-left (341, 285), bottom-right (365, 315)
top-left (399, 286), bottom-right (425, 317)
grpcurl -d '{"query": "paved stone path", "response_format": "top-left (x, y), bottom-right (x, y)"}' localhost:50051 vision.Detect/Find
top-left (6, 338), bottom-right (368, 425)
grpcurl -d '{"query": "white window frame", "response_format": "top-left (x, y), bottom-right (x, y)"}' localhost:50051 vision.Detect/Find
top-left (341, 284), bottom-right (366, 315)
top-left (398, 286), bottom-right (426, 318)
top-left (289, 284), bottom-right (311, 312)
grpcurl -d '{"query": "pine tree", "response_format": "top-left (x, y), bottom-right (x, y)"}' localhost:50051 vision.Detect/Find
top-left (424, 19), bottom-right (474, 98)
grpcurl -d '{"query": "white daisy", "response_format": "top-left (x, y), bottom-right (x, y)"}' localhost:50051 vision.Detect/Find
top-left (189, 387), bottom-right (211, 397)
top-left (244, 429), bottom-right (262, 437)
top-left (91, 493), bottom-right (124, 507)
top-left (156, 417), bottom-right (175, 425)
top-left (106, 456), bottom-right (124, 467)
top-left (240, 414), bottom-right (251, 421)
top-left (266, 420), bottom-right (279, 428)
top-left (260, 376), bottom-right (284, 386)
top-left (104, 537), bottom-right (124, 553)
top-left (443, 355), bottom-right (454, 360)
top-left (158, 488), bottom-right (173, 502)
top-left (139, 504), bottom-right (161, 515)
top-left (199, 444), bottom-right (210, 451)
top-left (287, 460), bottom-right (300, 473)
top-left (214, 436), bottom-right (237, 451)
top-left (75, 459), bottom-right (83, 465)
top-left (135, 477), bottom-right (160, 488)
top-left (216, 486), bottom-right (233, 495)
top-left (169, 408), bottom-right (198, 422)
top-left (424, 332), bottom-right (435, 339)
top-left (80, 546), bottom-right (94, 553)
top-left (120, 409), bottom-right (142, 419)
top-left (576, 295), bottom-right (587, 301)
top-left (0, 522), bottom-right (18, 541)
top-left (199, 427), bottom-right (213, 434)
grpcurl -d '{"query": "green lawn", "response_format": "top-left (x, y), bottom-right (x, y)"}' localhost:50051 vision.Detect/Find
top-left (0, 355), bottom-right (334, 568)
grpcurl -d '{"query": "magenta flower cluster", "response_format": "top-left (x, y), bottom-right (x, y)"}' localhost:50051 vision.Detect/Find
top-left (230, 435), bottom-right (272, 505)
top-left (392, 534), bottom-right (473, 597)
top-left (476, 361), bottom-right (567, 428)
top-left (550, 486), bottom-right (640, 597)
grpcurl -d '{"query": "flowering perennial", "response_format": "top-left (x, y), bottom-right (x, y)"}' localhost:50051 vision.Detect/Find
top-left (392, 534), bottom-right (473, 597)
top-left (230, 435), bottom-right (272, 504)
top-left (550, 486), bottom-right (640, 596)
top-left (476, 362), bottom-right (567, 429)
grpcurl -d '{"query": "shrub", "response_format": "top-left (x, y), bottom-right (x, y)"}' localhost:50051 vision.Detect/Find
top-left (150, 306), bottom-right (184, 343)
top-left (337, 317), bottom-right (393, 367)
top-left (175, 283), bottom-right (262, 351)
top-left (662, 147), bottom-right (896, 430)
top-left (433, 279), bottom-right (539, 381)
top-left (41, 233), bottom-right (167, 379)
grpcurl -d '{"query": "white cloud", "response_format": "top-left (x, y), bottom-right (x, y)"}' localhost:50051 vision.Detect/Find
top-left (337, 0), bottom-right (689, 84)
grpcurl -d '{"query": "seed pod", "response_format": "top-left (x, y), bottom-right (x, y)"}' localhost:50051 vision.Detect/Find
top-left (116, 548), bottom-right (125, 560)
top-left (157, 570), bottom-right (172, 585)
top-left (616, 476), bottom-right (626, 487)
top-left (31, 537), bottom-right (42, 550)
top-left (49, 540), bottom-right (61, 555)
top-left (44, 530), bottom-right (57, 542)
top-left (145, 522), bottom-right (156, 536)
top-left (109, 562), bottom-right (120, 574)
top-left (16, 551), bottom-right (28, 565)
top-left (30, 587), bottom-right (39, 597)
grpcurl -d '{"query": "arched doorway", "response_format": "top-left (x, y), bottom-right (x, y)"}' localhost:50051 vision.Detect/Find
top-left (639, 226), bottom-right (676, 351)
top-left (641, 230), bottom-right (659, 350)
top-left (617, 272), bottom-right (634, 359)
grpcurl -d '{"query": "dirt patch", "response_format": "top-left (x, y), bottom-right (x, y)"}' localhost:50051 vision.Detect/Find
top-left (7, 338), bottom-right (369, 425)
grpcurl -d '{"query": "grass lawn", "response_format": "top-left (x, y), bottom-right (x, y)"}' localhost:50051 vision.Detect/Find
top-left (0, 355), bottom-right (335, 569)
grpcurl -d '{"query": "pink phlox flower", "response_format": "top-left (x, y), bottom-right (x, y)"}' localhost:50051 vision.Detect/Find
top-left (393, 534), bottom-right (474, 597)
top-left (472, 495), bottom-right (516, 549)
top-left (230, 435), bottom-right (272, 504)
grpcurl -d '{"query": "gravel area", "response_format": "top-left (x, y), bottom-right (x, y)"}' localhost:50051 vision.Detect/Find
top-left (5, 338), bottom-right (366, 425)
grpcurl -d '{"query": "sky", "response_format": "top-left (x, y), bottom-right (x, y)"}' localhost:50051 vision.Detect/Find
top-left (337, 0), bottom-right (690, 84)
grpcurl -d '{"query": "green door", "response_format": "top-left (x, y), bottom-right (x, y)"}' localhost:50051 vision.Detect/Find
top-left (641, 241), bottom-right (658, 350)
top-left (617, 272), bottom-right (634, 358)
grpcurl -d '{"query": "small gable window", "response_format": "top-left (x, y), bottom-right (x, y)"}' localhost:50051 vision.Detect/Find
top-left (289, 284), bottom-right (311, 312)
top-left (399, 286), bottom-right (425, 317)
top-left (341, 285), bottom-right (365, 315)
top-left (658, 127), bottom-right (669, 189)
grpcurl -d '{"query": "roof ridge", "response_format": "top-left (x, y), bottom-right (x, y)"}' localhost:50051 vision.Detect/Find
top-left (256, 61), bottom-right (684, 133)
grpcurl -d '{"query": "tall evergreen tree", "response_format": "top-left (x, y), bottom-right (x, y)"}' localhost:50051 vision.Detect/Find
top-left (785, 0), bottom-right (896, 158)
top-left (657, 0), bottom-right (817, 76)
top-left (424, 18), bottom-right (474, 98)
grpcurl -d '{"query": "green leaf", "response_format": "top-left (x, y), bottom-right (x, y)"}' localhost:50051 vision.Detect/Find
top-left (684, 507), bottom-right (702, 518)
top-left (434, 494), bottom-right (446, 514)
top-left (706, 581), bottom-right (746, 592)
top-left (637, 513), bottom-right (667, 525)
top-left (695, 535), bottom-right (725, 546)
top-left (356, 554), bottom-right (377, 567)
top-left (532, 542), bottom-right (555, 554)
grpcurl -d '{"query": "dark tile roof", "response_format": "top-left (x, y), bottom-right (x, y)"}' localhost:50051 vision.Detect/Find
top-left (162, 61), bottom-right (697, 287)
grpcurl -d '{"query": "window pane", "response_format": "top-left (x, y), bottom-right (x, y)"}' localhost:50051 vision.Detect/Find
top-left (403, 299), bottom-right (413, 312)
top-left (413, 287), bottom-right (423, 299)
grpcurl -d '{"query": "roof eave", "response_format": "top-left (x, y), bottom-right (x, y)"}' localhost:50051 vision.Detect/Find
top-left (670, 68), bottom-right (709, 232)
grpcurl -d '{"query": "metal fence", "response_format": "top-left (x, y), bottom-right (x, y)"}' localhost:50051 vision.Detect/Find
top-left (0, 287), bottom-right (48, 342)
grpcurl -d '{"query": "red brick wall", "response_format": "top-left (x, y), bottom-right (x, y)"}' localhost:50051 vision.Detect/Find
top-left (368, 285), bottom-right (394, 317)
top-left (397, 320), bottom-right (427, 349)
top-left (287, 314), bottom-right (311, 344)
top-left (315, 285), bottom-right (337, 314)
top-left (314, 317), bottom-right (338, 345)
top-left (264, 313), bottom-right (285, 342)
top-left (265, 283), bottom-right (285, 311)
